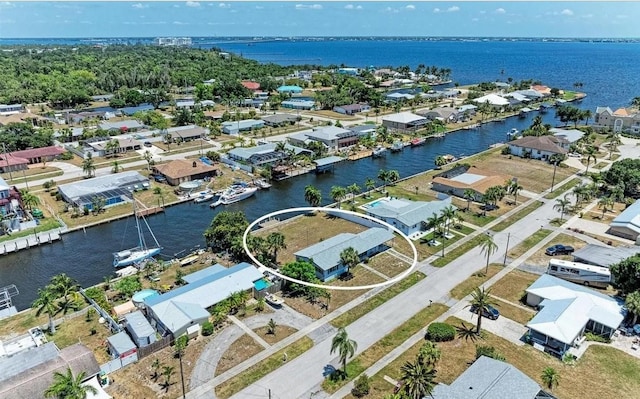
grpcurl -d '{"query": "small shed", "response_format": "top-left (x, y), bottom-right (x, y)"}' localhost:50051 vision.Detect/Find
top-left (106, 331), bottom-right (137, 364)
top-left (124, 311), bottom-right (157, 348)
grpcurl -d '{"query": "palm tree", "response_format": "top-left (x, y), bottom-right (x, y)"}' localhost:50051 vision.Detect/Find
top-left (480, 234), bottom-right (498, 274)
top-left (572, 183), bottom-right (588, 207)
top-left (424, 212), bottom-right (444, 237)
top-left (44, 367), bottom-right (97, 399)
top-left (20, 189), bottom-right (40, 210)
top-left (598, 196), bottom-right (614, 219)
top-left (161, 365), bottom-right (175, 391)
top-left (32, 286), bottom-right (59, 334)
top-left (81, 153), bottom-right (95, 178)
top-left (541, 367), bottom-right (560, 392)
top-left (387, 169), bottom-right (400, 186)
top-left (339, 246), bottom-right (360, 275)
top-left (365, 177), bottom-right (376, 198)
top-left (50, 273), bottom-right (80, 314)
top-left (554, 195), bottom-right (571, 221)
top-left (506, 180), bottom-right (523, 205)
top-left (267, 318), bottom-right (277, 335)
top-left (151, 358), bottom-right (162, 382)
top-left (105, 139), bottom-right (119, 158)
top-left (378, 169), bottom-right (390, 192)
top-left (266, 232), bottom-right (286, 263)
top-left (625, 291), bottom-right (640, 325)
top-left (304, 184), bottom-right (322, 208)
top-left (111, 160), bottom-right (121, 173)
top-left (468, 286), bottom-right (498, 334)
top-left (417, 340), bottom-right (441, 368)
top-left (330, 327), bottom-right (358, 377)
top-left (463, 189), bottom-right (476, 212)
top-left (583, 145), bottom-right (597, 175)
top-left (434, 155), bottom-right (447, 169)
top-left (441, 205), bottom-right (457, 236)
top-left (400, 359), bottom-right (436, 399)
top-left (347, 183), bottom-right (361, 203)
top-left (330, 185), bottom-right (347, 209)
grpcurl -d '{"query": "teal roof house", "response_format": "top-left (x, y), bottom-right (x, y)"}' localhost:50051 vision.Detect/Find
top-left (365, 196), bottom-right (454, 238)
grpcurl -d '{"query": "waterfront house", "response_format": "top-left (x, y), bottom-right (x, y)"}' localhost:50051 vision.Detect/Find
top-left (348, 124), bottom-right (377, 139)
top-left (457, 104), bottom-right (477, 119)
top-left (431, 356), bottom-right (556, 399)
top-left (294, 227), bottom-right (395, 282)
top-left (0, 342), bottom-right (100, 399)
top-left (98, 119), bottom-right (144, 132)
top-left (288, 126), bottom-right (358, 152)
top-left (262, 113), bottom-right (299, 127)
top-left (508, 136), bottom-right (568, 160)
top-left (144, 263), bottom-right (263, 337)
top-left (525, 274), bottom-right (624, 357)
top-left (365, 197), bottom-right (455, 238)
top-left (228, 142), bottom-right (311, 167)
top-left (431, 165), bottom-right (510, 201)
top-left (531, 84), bottom-right (553, 96)
top-left (221, 119), bottom-right (265, 135)
top-left (472, 93), bottom-right (510, 107)
top-left (549, 127), bottom-right (584, 144)
top-left (417, 107), bottom-right (460, 123)
top-left (572, 244), bottom-right (640, 268)
top-left (277, 85), bottom-right (304, 94)
top-left (124, 311), bottom-right (157, 348)
top-left (382, 112), bottom-right (429, 132)
top-left (608, 199), bottom-right (640, 242)
top-left (0, 176), bottom-right (23, 228)
top-left (58, 171), bottom-right (150, 209)
top-left (513, 89), bottom-right (545, 101)
top-left (153, 159), bottom-right (218, 186)
top-left (281, 99), bottom-right (315, 110)
top-left (593, 106), bottom-right (640, 134)
top-left (333, 103), bottom-right (371, 115)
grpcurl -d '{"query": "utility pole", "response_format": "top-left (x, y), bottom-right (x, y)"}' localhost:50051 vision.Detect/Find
top-left (503, 232), bottom-right (511, 266)
top-left (550, 160), bottom-right (558, 192)
top-left (179, 350), bottom-right (186, 399)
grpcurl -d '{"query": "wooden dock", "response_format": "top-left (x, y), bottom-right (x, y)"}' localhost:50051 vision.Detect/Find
top-left (135, 206), bottom-right (165, 217)
top-left (0, 231), bottom-right (63, 255)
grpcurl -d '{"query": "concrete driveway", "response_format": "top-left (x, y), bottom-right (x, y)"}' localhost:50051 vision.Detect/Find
top-left (453, 306), bottom-right (528, 346)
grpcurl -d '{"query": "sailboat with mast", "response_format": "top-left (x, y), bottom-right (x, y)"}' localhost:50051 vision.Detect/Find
top-left (113, 201), bottom-right (162, 268)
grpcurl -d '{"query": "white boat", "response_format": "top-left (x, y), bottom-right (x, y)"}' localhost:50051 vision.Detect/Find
top-left (507, 128), bottom-right (520, 138)
top-left (113, 203), bottom-right (162, 268)
top-left (194, 193), bottom-right (215, 203)
top-left (210, 185), bottom-right (258, 207)
top-left (254, 178), bottom-right (272, 189)
top-left (463, 123), bottom-right (480, 130)
top-left (372, 146), bottom-right (387, 157)
top-left (265, 293), bottom-right (285, 306)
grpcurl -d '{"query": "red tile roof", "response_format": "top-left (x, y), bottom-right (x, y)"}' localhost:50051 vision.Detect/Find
top-left (10, 146), bottom-right (65, 159)
top-left (241, 81), bottom-right (261, 91)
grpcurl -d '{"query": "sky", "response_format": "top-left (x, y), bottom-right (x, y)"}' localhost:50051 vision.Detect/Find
top-left (0, 1), bottom-right (639, 39)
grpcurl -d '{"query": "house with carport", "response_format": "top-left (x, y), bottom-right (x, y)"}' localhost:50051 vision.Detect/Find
top-left (507, 136), bottom-right (568, 160)
top-left (294, 227), bottom-right (395, 281)
top-left (525, 274), bottom-right (624, 357)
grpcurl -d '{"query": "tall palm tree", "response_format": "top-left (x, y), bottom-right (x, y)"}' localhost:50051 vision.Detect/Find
top-left (330, 185), bottom-right (347, 209)
top-left (572, 183), bottom-right (588, 207)
top-left (541, 367), bottom-right (560, 392)
top-left (387, 169), bottom-right (400, 186)
top-left (417, 340), bottom-right (441, 368)
top-left (400, 359), bottom-right (436, 399)
top-left (347, 183), bottom-right (361, 203)
top-left (50, 273), bottom-right (80, 314)
top-left (583, 145), bottom-right (597, 175)
top-left (330, 327), bottom-right (358, 377)
top-left (266, 232), bottom-right (286, 263)
top-left (625, 291), bottom-right (640, 325)
top-left (32, 286), bottom-right (59, 334)
top-left (441, 205), bottom-right (457, 236)
top-left (554, 195), bottom-right (571, 221)
top-left (365, 177), bottom-right (376, 198)
top-left (340, 246), bottom-right (360, 275)
top-left (81, 153), bottom-right (95, 178)
top-left (44, 367), bottom-right (97, 399)
top-left (111, 160), bottom-right (121, 173)
top-left (468, 286), bottom-right (498, 334)
top-left (598, 196), bottom-right (614, 219)
top-left (304, 184), bottom-right (322, 208)
top-left (424, 212), bottom-right (444, 237)
top-left (20, 190), bottom-right (40, 210)
top-left (480, 234), bottom-right (498, 274)
top-left (463, 189), bottom-right (476, 212)
top-left (378, 169), bottom-right (390, 192)
top-left (506, 180), bottom-right (523, 205)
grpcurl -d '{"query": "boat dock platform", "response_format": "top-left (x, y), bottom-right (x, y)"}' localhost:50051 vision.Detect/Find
top-left (0, 230), bottom-right (63, 255)
top-left (135, 206), bottom-right (165, 217)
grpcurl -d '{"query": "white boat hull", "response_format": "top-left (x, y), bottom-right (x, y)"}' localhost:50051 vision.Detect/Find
top-left (114, 247), bottom-right (162, 268)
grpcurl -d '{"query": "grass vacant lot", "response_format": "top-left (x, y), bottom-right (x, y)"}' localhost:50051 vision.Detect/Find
top-left (449, 264), bottom-right (503, 300)
top-left (491, 297), bottom-right (535, 325)
top-left (491, 201), bottom-right (544, 232)
top-left (525, 233), bottom-right (588, 266)
top-left (254, 325), bottom-right (297, 345)
top-left (431, 234), bottom-right (485, 267)
top-left (0, 309), bottom-right (48, 338)
top-left (215, 334), bottom-right (264, 376)
top-left (215, 337), bottom-right (313, 399)
top-left (544, 177), bottom-right (581, 199)
top-left (491, 269), bottom-right (540, 304)
top-left (47, 312), bottom-right (112, 363)
top-left (331, 272), bottom-right (426, 329)
top-left (323, 303), bottom-right (448, 393)
top-left (366, 252), bottom-right (412, 278)
top-left (507, 229), bottom-right (553, 259)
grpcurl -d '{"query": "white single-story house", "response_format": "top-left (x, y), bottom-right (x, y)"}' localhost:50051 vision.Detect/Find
top-left (228, 142), bottom-right (312, 166)
top-left (382, 112), bottom-right (429, 132)
top-left (432, 356), bottom-right (556, 399)
top-left (385, 92), bottom-right (415, 102)
top-left (98, 120), bottom-right (144, 132)
top-left (294, 227), bottom-right (395, 282)
top-left (525, 274), bottom-right (625, 357)
top-left (84, 137), bottom-right (143, 157)
top-left (507, 136), bottom-right (568, 160)
top-left (333, 103), bottom-right (371, 115)
top-left (221, 119), bottom-right (265, 135)
top-left (144, 263), bottom-right (263, 337)
top-left (549, 127), bottom-right (584, 144)
top-left (57, 171), bottom-right (150, 209)
top-left (608, 199), bottom-right (640, 242)
top-left (281, 99), bottom-right (315, 110)
top-left (472, 93), bottom-right (510, 107)
top-left (457, 104), bottom-right (477, 118)
top-left (417, 107), bottom-right (460, 123)
top-left (262, 114), bottom-right (299, 127)
top-left (0, 104), bottom-right (24, 116)
top-left (365, 197), bottom-right (455, 238)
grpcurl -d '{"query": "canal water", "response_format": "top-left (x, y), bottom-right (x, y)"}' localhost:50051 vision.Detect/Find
top-left (1, 112), bottom-right (559, 310)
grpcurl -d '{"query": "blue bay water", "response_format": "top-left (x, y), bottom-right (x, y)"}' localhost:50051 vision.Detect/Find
top-left (1, 38), bottom-right (639, 309)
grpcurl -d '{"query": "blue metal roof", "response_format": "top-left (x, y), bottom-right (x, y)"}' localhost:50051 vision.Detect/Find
top-left (183, 264), bottom-right (226, 284)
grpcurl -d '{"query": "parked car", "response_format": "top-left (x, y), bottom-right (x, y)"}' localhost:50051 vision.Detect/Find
top-left (152, 175), bottom-right (166, 183)
top-left (469, 304), bottom-right (500, 320)
top-left (144, 141), bottom-right (152, 147)
top-left (545, 244), bottom-right (575, 256)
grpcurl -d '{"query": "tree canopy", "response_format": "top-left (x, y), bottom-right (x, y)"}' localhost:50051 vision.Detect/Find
top-left (603, 159), bottom-right (640, 198)
top-left (610, 255), bottom-right (640, 295)
top-left (0, 122), bottom-right (54, 151)
top-left (280, 260), bottom-right (320, 297)
top-left (203, 211), bottom-right (249, 260)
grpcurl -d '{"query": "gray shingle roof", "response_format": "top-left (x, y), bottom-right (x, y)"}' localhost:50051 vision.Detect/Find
top-left (124, 310), bottom-right (156, 340)
top-left (294, 228), bottom-right (395, 271)
top-left (107, 331), bottom-right (136, 354)
top-left (572, 244), bottom-right (640, 268)
top-left (366, 198), bottom-right (454, 228)
top-left (610, 199), bottom-right (640, 234)
top-left (432, 356), bottom-right (547, 399)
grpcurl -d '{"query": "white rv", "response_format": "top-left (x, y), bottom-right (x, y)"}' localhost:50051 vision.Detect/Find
top-left (547, 259), bottom-right (611, 288)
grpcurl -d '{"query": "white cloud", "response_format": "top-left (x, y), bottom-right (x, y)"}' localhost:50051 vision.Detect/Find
top-left (345, 4), bottom-right (354, 9)
top-left (560, 9), bottom-right (573, 16)
top-left (295, 4), bottom-right (322, 10)
top-left (173, 21), bottom-right (189, 25)
top-left (219, 2), bottom-right (230, 8)
top-left (356, 5), bottom-right (362, 10)
top-left (132, 3), bottom-right (147, 9)
top-left (406, 5), bottom-right (415, 10)
top-left (433, 8), bottom-right (440, 13)
top-left (185, 1), bottom-right (200, 8)
top-left (447, 6), bottom-right (460, 12)
top-left (494, 8), bottom-right (506, 14)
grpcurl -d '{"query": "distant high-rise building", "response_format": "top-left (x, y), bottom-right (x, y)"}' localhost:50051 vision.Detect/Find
top-left (153, 37), bottom-right (192, 47)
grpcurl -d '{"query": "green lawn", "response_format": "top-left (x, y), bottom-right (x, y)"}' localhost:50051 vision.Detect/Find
top-left (331, 272), bottom-right (426, 328)
top-left (431, 235), bottom-right (485, 267)
top-left (544, 178), bottom-right (581, 199)
top-left (506, 229), bottom-right (553, 259)
top-left (449, 264), bottom-right (503, 299)
top-left (491, 201), bottom-right (543, 232)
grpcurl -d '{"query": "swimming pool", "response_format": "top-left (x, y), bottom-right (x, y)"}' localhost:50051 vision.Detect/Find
top-left (361, 198), bottom-right (390, 210)
top-left (254, 278), bottom-right (271, 291)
